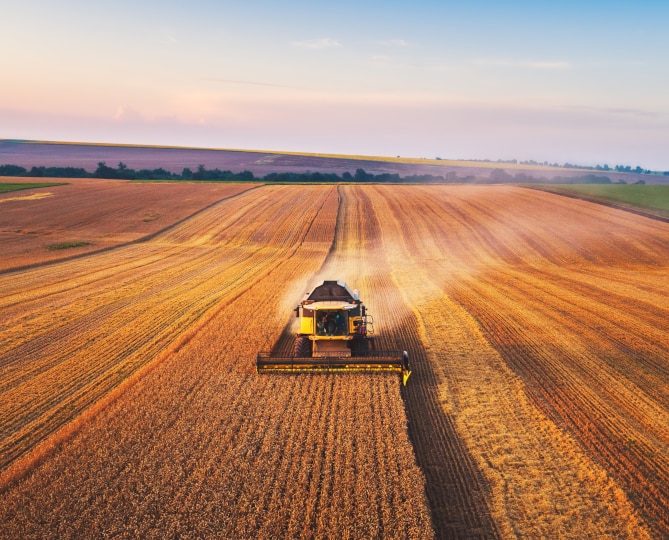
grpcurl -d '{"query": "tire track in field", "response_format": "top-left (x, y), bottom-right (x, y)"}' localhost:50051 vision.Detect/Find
top-left (304, 185), bottom-right (498, 538)
top-left (355, 186), bottom-right (501, 539)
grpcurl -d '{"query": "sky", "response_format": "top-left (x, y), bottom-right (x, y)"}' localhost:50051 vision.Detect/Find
top-left (2, 0), bottom-right (668, 170)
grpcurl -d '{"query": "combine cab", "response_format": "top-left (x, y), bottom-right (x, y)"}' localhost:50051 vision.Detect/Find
top-left (257, 280), bottom-right (411, 385)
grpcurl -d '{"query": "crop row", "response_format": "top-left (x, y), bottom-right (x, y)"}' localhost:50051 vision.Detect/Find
top-left (0, 184), bottom-right (433, 539)
top-left (2, 183), bottom-right (667, 537)
top-left (0, 186), bottom-right (333, 469)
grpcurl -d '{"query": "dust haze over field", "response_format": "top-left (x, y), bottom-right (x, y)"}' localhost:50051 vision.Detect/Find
top-left (1, 182), bottom-right (668, 538)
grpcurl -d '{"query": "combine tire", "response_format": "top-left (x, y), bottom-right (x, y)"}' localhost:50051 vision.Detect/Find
top-left (293, 336), bottom-right (312, 357)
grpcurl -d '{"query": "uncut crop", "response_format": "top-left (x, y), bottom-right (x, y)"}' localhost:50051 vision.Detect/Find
top-left (0, 184), bottom-right (433, 539)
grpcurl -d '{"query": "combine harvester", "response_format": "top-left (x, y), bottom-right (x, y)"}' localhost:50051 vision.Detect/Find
top-left (257, 280), bottom-right (411, 385)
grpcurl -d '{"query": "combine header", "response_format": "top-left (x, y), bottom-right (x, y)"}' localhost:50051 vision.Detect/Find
top-left (257, 280), bottom-right (411, 385)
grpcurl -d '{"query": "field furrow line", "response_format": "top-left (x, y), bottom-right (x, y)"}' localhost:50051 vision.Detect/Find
top-left (314, 185), bottom-right (495, 538)
top-left (451, 272), bottom-right (669, 533)
top-left (372, 184), bottom-right (654, 537)
top-left (3, 181), bottom-right (666, 537)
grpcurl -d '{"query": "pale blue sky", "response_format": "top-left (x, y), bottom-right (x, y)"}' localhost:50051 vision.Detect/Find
top-left (2, 1), bottom-right (668, 169)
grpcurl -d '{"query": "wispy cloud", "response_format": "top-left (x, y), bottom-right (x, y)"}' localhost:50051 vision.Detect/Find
top-left (476, 58), bottom-right (572, 70)
top-left (291, 38), bottom-right (342, 49)
top-left (559, 105), bottom-right (662, 119)
top-left (375, 39), bottom-right (408, 47)
top-left (202, 78), bottom-right (303, 90)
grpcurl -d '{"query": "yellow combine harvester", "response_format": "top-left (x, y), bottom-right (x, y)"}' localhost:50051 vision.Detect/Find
top-left (257, 280), bottom-right (411, 385)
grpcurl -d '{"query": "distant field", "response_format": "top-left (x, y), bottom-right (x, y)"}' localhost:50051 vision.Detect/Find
top-left (534, 184), bottom-right (669, 218)
top-left (0, 178), bottom-right (253, 271)
top-left (0, 182), bottom-right (65, 194)
top-left (7, 139), bottom-right (657, 183)
top-left (20, 139), bottom-right (566, 171)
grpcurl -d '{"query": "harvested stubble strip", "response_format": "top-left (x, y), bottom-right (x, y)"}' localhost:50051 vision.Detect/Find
top-left (0, 185), bottom-right (434, 539)
top-left (372, 184), bottom-right (662, 538)
top-left (303, 185), bottom-right (500, 537)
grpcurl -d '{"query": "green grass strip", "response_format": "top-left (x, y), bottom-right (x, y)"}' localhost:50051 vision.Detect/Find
top-left (0, 182), bottom-right (67, 193)
top-left (535, 184), bottom-right (669, 218)
top-left (47, 241), bottom-right (92, 251)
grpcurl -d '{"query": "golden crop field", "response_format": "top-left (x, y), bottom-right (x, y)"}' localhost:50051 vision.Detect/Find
top-left (0, 184), bottom-right (433, 539)
top-left (1, 183), bottom-right (668, 538)
top-left (0, 177), bottom-right (252, 270)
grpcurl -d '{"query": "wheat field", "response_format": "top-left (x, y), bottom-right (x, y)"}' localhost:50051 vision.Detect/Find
top-left (1, 183), bottom-right (668, 538)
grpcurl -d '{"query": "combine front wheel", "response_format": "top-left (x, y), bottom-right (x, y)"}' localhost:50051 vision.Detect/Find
top-left (293, 336), bottom-right (312, 357)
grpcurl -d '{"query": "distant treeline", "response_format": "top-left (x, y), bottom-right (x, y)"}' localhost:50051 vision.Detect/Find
top-left (0, 162), bottom-right (646, 184)
top-left (465, 157), bottom-right (659, 174)
top-left (0, 162), bottom-right (469, 183)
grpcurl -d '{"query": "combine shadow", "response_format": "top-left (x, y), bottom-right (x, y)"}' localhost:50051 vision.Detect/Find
top-left (396, 313), bottom-right (501, 539)
top-left (269, 324), bottom-right (296, 356)
top-left (268, 308), bottom-right (499, 538)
